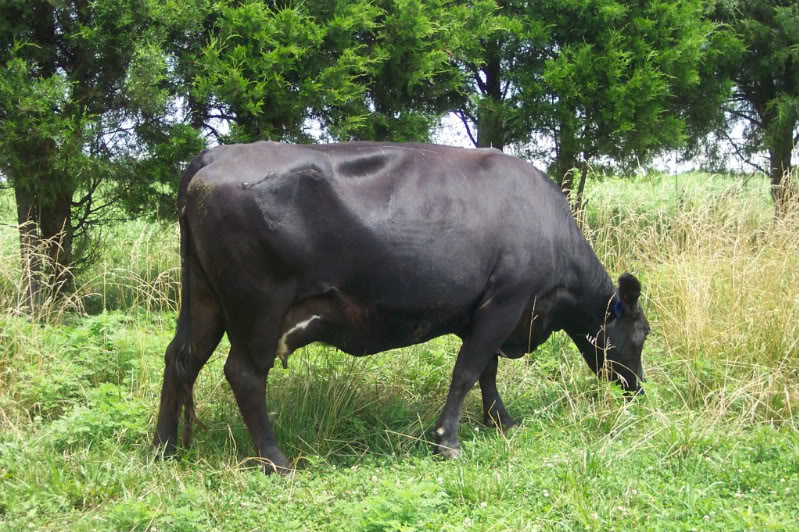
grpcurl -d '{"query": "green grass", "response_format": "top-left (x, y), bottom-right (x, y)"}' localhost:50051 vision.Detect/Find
top-left (1, 172), bottom-right (797, 531)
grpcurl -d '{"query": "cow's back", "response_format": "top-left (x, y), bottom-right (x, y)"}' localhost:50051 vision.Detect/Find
top-left (183, 142), bottom-right (580, 318)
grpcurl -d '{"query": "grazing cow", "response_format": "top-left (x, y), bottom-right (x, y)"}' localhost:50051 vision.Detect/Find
top-left (153, 142), bottom-right (649, 473)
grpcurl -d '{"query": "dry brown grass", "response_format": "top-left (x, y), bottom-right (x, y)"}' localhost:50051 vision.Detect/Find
top-left (579, 171), bottom-right (798, 425)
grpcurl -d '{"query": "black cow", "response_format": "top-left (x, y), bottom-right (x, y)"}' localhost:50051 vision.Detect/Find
top-left (153, 142), bottom-right (649, 473)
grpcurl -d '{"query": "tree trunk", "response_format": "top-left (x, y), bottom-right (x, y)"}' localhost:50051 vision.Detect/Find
top-left (39, 186), bottom-right (75, 294)
top-left (15, 185), bottom-right (42, 311)
top-left (552, 118), bottom-right (579, 197)
top-left (13, 180), bottom-right (74, 309)
top-left (476, 106), bottom-right (503, 150)
top-left (10, 0), bottom-right (75, 310)
top-left (476, 42), bottom-right (504, 150)
top-left (575, 156), bottom-right (590, 212)
top-left (769, 130), bottom-right (794, 216)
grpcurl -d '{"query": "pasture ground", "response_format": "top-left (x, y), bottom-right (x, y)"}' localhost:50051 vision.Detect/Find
top-left (0, 172), bottom-right (797, 531)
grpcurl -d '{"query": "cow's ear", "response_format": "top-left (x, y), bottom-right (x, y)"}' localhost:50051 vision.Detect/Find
top-left (618, 272), bottom-right (641, 306)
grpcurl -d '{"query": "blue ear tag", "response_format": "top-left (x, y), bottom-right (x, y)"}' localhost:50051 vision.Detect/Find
top-left (614, 300), bottom-right (624, 318)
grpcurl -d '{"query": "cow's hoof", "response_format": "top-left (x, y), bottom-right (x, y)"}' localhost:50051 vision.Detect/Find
top-left (483, 414), bottom-right (519, 432)
top-left (258, 459), bottom-right (294, 476)
top-left (257, 447), bottom-right (294, 476)
top-left (435, 442), bottom-right (462, 460)
top-left (152, 437), bottom-right (177, 459)
top-left (499, 423), bottom-right (520, 439)
top-left (274, 465), bottom-right (296, 478)
top-left (440, 446), bottom-right (461, 460)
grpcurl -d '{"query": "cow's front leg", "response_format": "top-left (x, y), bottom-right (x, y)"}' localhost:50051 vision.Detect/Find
top-left (434, 294), bottom-right (528, 458)
top-left (479, 354), bottom-right (518, 430)
top-left (434, 349), bottom-right (489, 459)
top-left (224, 348), bottom-right (291, 474)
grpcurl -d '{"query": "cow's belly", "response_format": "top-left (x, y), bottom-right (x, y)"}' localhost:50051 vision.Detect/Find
top-left (274, 288), bottom-right (469, 364)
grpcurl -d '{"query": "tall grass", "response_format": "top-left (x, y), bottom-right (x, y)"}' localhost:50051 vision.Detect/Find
top-left (0, 220), bottom-right (180, 321)
top-left (0, 226), bottom-right (85, 323)
top-left (580, 172), bottom-right (798, 424)
top-left (0, 217), bottom-right (180, 434)
top-left (80, 221), bottom-right (181, 315)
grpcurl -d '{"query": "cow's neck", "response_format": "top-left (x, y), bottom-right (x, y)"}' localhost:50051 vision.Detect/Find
top-left (560, 247), bottom-right (616, 373)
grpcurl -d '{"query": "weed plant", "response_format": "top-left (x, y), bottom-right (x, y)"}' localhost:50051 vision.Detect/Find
top-left (0, 173), bottom-right (796, 531)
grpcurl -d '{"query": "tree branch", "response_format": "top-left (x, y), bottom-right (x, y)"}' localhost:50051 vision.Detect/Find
top-left (501, 79), bottom-right (513, 100)
top-left (454, 110), bottom-right (478, 148)
top-left (464, 63), bottom-right (488, 94)
top-left (203, 122), bottom-right (224, 141)
top-left (73, 197), bottom-right (119, 235)
top-left (207, 112), bottom-right (236, 121)
top-left (721, 129), bottom-right (766, 174)
top-left (72, 175), bottom-right (102, 208)
top-left (724, 106), bottom-right (762, 127)
top-left (458, 106), bottom-right (477, 123)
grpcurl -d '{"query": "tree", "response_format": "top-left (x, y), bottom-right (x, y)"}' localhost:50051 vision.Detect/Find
top-left (0, 0), bottom-right (207, 305)
top-left (188, 0), bottom-right (373, 143)
top-left (357, 0), bottom-right (465, 141)
top-left (187, 0), bottom-right (464, 145)
top-left (711, 0), bottom-right (798, 209)
top-left (448, 0), bottom-right (732, 203)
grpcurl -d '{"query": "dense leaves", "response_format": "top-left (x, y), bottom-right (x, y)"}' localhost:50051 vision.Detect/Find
top-left (709, 0), bottom-right (798, 206)
top-left (0, 0), bottom-right (206, 294)
top-left (448, 0), bottom-right (731, 195)
top-left (189, 0), bottom-right (463, 143)
top-left (192, 0), bottom-right (376, 142)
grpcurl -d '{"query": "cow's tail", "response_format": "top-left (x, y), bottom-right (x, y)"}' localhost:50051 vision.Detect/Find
top-left (170, 153), bottom-right (209, 449)
top-left (175, 210), bottom-right (201, 448)
top-left (155, 150), bottom-right (220, 453)
top-left (155, 207), bottom-right (196, 451)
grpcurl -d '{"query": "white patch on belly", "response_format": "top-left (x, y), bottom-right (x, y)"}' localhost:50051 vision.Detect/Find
top-left (277, 315), bottom-right (320, 359)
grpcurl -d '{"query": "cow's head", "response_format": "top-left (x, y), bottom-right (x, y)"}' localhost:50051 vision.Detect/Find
top-left (599, 273), bottom-right (649, 395)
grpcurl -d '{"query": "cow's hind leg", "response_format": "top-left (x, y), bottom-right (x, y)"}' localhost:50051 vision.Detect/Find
top-left (153, 282), bottom-right (224, 455)
top-left (479, 354), bottom-right (518, 430)
top-left (224, 301), bottom-right (294, 474)
top-left (435, 293), bottom-right (528, 458)
top-left (224, 338), bottom-right (292, 474)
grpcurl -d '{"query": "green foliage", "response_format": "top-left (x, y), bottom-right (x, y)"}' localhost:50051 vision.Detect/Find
top-left (5, 311), bottom-right (148, 421)
top-left (708, 0), bottom-right (798, 184)
top-left (192, 0), bottom-right (375, 142)
top-left (45, 383), bottom-right (151, 452)
top-left (447, 0), bottom-right (732, 185)
top-left (0, 0), bottom-right (209, 281)
top-left (361, 0), bottom-right (466, 141)
top-left (189, 0), bottom-right (463, 143)
top-left (0, 49), bottom-right (83, 203)
top-left (123, 123), bottom-right (207, 218)
top-left (350, 480), bottom-right (448, 531)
